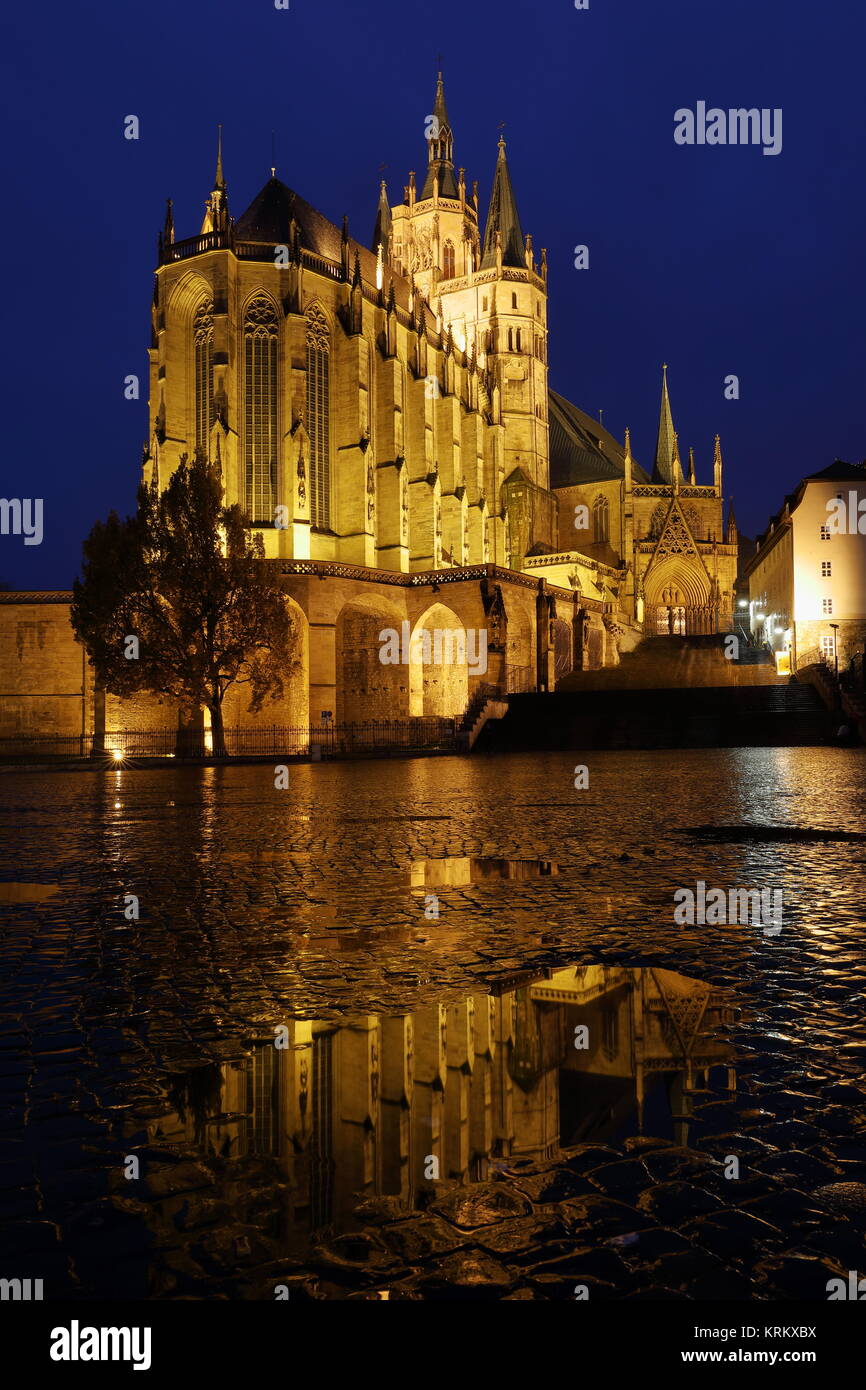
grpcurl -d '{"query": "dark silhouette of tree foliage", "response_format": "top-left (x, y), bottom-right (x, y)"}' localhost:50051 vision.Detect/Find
top-left (71, 453), bottom-right (296, 756)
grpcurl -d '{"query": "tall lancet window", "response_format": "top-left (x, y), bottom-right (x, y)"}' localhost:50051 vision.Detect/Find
top-left (305, 304), bottom-right (331, 530)
top-left (442, 240), bottom-right (455, 279)
top-left (593, 494), bottom-right (610, 543)
top-left (193, 299), bottom-right (215, 457)
top-left (243, 296), bottom-right (279, 523)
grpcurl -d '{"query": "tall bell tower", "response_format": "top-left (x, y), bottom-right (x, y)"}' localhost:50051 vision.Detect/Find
top-left (385, 77), bottom-right (554, 564)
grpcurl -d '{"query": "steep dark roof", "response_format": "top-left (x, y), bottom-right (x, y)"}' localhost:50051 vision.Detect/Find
top-left (549, 389), bottom-right (651, 487)
top-left (481, 139), bottom-right (525, 270)
top-left (803, 459), bottom-right (866, 483)
top-left (235, 177), bottom-right (413, 310)
top-left (421, 162), bottom-right (459, 199)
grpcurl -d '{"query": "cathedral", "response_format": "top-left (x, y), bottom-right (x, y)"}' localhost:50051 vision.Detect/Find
top-left (0, 74), bottom-right (741, 743)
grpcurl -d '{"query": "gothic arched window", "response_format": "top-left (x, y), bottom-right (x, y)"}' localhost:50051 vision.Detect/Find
top-left (243, 295), bottom-right (279, 524)
top-left (305, 304), bottom-right (331, 530)
top-left (193, 299), bottom-right (214, 457)
top-left (593, 494), bottom-right (610, 543)
top-left (442, 240), bottom-right (455, 278)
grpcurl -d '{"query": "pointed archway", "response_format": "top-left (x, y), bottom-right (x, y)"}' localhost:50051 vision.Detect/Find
top-left (642, 498), bottom-right (714, 635)
top-left (408, 602), bottom-right (469, 717)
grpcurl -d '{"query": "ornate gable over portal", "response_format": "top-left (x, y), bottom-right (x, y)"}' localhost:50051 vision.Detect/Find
top-left (649, 497), bottom-right (702, 563)
top-left (641, 496), bottom-right (716, 631)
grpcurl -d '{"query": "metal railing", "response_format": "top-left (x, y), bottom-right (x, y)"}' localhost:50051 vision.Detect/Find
top-left (505, 665), bottom-right (535, 694)
top-left (0, 718), bottom-right (459, 762)
top-left (794, 647), bottom-right (827, 671)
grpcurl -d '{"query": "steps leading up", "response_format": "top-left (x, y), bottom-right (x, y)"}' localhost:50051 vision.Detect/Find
top-left (557, 634), bottom-right (783, 691)
top-left (477, 681), bottom-right (832, 751)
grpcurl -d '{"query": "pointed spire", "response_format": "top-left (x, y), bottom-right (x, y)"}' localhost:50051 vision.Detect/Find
top-left (713, 433), bottom-right (723, 493)
top-left (434, 69), bottom-right (450, 129)
top-left (651, 363), bottom-right (677, 484)
top-left (481, 136), bottom-right (526, 270)
top-left (201, 126), bottom-right (228, 235)
top-left (214, 124), bottom-right (225, 189)
top-left (163, 198), bottom-right (174, 246)
top-left (624, 426), bottom-right (633, 490)
top-left (421, 71), bottom-right (457, 198)
top-left (341, 215), bottom-right (350, 280)
top-left (687, 445), bottom-right (696, 485)
top-left (726, 495), bottom-right (738, 545)
top-left (672, 431), bottom-right (683, 486)
top-left (371, 179), bottom-right (392, 257)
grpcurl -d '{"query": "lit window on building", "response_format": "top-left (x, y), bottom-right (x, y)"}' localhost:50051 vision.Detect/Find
top-left (822, 560), bottom-right (832, 576)
top-left (823, 598), bottom-right (833, 614)
top-left (305, 304), bottom-right (331, 530)
top-left (193, 298), bottom-right (215, 456)
top-left (243, 295), bottom-right (278, 523)
top-left (820, 525), bottom-right (831, 540)
top-left (821, 635), bottom-right (835, 659)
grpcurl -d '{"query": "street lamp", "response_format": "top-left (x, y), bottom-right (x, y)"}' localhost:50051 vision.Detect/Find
top-left (830, 623), bottom-right (839, 681)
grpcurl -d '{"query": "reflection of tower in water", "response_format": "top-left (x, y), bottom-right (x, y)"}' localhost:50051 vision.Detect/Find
top-left (155, 965), bottom-right (736, 1247)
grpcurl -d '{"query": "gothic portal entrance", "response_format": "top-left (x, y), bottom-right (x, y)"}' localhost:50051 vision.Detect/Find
top-left (645, 569), bottom-right (714, 636)
top-left (655, 604), bottom-right (686, 636)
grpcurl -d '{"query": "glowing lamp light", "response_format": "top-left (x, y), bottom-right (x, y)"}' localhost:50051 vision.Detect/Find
top-left (738, 600), bottom-right (748, 609)
top-left (112, 749), bottom-right (123, 761)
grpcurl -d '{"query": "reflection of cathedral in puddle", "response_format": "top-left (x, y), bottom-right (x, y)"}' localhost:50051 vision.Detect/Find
top-left (158, 966), bottom-right (736, 1241)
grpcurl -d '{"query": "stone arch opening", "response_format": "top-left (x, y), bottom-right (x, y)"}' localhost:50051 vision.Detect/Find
top-left (336, 594), bottom-right (408, 723)
top-left (220, 593), bottom-right (309, 729)
top-left (644, 558), bottom-right (713, 636)
top-left (409, 602), bottom-right (469, 717)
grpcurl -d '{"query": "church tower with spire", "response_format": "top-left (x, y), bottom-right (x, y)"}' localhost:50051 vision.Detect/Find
top-left (387, 75), bottom-right (554, 566)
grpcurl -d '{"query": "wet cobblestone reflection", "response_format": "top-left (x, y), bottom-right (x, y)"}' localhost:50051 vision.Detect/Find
top-left (2, 748), bottom-right (866, 1299)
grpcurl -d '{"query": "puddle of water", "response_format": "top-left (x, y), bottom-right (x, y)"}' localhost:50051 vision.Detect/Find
top-left (140, 962), bottom-right (737, 1288)
top-left (0, 882), bottom-right (59, 902)
top-left (409, 856), bottom-right (558, 890)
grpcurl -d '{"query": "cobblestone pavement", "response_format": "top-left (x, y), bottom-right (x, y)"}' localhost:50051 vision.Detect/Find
top-left (1, 748), bottom-right (866, 1299)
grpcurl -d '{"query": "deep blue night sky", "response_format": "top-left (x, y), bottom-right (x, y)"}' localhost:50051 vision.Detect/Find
top-left (1, 0), bottom-right (864, 588)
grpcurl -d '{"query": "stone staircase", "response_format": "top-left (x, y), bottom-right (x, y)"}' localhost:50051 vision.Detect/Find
top-left (556, 634), bottom-right (782, 691)
top-left (478, 683), bottom-right (831, 751)
top-left (476, 637), bottom-right (832, 751)
top-left (457, 684), bottom-right (510, 751)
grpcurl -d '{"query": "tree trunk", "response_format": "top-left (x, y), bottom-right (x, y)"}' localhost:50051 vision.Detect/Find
top-left (209, 697), bottom-right (228, 758)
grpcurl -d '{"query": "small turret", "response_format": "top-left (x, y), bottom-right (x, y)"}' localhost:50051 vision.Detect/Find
top-left (624, 425), bottom-right (633, 491)
top-left (421, 71), bottom-right (458, 199)
top-left (672, 431), bottom-right (683, 488)
top-left (726, 496), bottom-right (738, 545)
top-left (201, 125), bottom-right (229, 235)
top-left (371, 179), bottom-right (392, 260)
